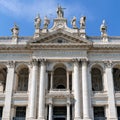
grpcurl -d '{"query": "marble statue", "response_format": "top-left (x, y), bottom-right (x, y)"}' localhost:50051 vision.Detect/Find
top-left (100, 20), bottom-right (107, 35)
top-left (57, 5), bottom-right (64, 18)
top-left (71, 16), bottom-right (77, 29)
top-left (43, 16), bottom-right (50, 29)
top-left (34, 14), bottom-right (41, 29)
top-left (11, 24), bottom-right (19, 36)
top-left (80, 16), bottom-right (86, 28)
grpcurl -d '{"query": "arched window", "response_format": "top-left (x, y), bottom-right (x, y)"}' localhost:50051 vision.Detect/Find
top-left (91, 67), bottom-right (103, 91)
top-left (113, 68), bottom-right (120, 91)
top-left (17, 67), bottom-right (29, 91)
top-left (0, 66), bottom-right (7, 92)
top-left (53, 67), bottom-right (67, 89)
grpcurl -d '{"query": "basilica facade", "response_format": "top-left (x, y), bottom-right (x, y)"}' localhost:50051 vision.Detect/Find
top-left (0, 6), bottom-right (120, 120)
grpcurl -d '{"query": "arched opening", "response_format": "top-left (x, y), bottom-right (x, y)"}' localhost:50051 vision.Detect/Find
top-left (53, 67), bottom-right (67, 89)
top-left (0, 65), bottom-right (7, 92)
top-left (56, 85), bottom-right (65, 89)
top-left (17, 66), bottom-right (29, 91)
top-left (113, 66), bottom-right (120, 91)
top-left (91, 66), bottom-right (103, 91)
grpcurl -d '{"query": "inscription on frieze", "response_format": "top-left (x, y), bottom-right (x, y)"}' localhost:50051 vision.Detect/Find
top-left (88, 53), bottom-right (120, 61)
top-left (0, 53), bottom-right (31, 61)
top-left (33, 50), bottom-right (87, 59)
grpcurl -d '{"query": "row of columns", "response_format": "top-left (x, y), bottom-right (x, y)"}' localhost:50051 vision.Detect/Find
top-left (1, 59), bottom-right (118, 120)
top-left (73, 59), bottom-right (91, 120)
top-left (29, 59), bottom-right (46, 119)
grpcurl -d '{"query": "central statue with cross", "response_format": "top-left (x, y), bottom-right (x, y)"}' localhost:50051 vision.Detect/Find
top-left (57, 5), bottom-right (65, 18)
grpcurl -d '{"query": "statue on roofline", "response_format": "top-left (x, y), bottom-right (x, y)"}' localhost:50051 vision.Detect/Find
top-left (11, 23), bottom-right (19, 37)
top-left (71, 16), bottom-right (77, 29)
top-left (80, 16), bottom-right (86, 28)
top-left (43, 16), bottom-right (50, 29)
top-left (34, 14), bottom-right (41, 29)
top-left (57, 5), bottom-right (64, 18)
top-left (100, 20), bottom-right (107, 36)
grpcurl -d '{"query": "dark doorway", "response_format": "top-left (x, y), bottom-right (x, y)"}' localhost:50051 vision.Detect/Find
top-left (53, 106), bottom-right (66, 120)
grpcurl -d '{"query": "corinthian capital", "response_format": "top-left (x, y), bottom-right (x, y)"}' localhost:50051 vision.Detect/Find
top-left (32, 59), bottom-right (38, 66)
top-left (7, 61), bottom-right (15, 68)
top-left (104, 60), bottom-right (112, 68)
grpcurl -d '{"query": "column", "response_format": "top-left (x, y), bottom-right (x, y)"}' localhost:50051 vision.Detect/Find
top-left (48, 98), bottom-right (53, 120)
top-left (67, 71), bottom-right (69, 90)
top-left (82, 60), bottom-right (91, 120)
top-left (73, 60), bottom-right (81, 120)
top-left (67, 98), bottom-right (70, 120)
top-left (2, 61), bottom-right (15, 119)
top-left (38, 60), bottom-right (46, 120)
top-left (28, 59), bottom-right (38, 119)
top-left (104, 61), bottom-right (117, 120)
top-left (50, 71), bottom-right (53, 90)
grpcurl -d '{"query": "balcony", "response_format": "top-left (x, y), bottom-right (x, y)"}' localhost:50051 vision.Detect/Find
top-left (13, 117), bottom-right (25, 120)
top-left (94, 117), bottom-right (106, 120)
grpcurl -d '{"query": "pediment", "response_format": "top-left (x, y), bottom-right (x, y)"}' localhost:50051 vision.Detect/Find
top-left (30, 30), bottom-right (92, 45)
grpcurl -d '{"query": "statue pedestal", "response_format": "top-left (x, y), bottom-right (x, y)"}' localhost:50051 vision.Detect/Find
top-left (79, 28), bottom-right (86, 38)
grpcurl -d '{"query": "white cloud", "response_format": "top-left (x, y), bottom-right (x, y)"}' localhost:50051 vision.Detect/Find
top-left (0, 0), bottom-right (93, 21)
top-left (0, 0), bottom-right (57, 19)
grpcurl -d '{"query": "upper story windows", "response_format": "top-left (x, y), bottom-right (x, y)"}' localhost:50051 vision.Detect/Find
top-left (0, 65), bottom-right (7, 92)
top-left (113, 66), bottom-right (120, 91)
top-left (16, 65), bottom-right (29, 92)
top-left (91, 65), bottom-right (103, 91)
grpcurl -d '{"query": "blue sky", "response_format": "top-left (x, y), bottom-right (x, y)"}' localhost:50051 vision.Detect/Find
top-left (0, 0), bottom-right (119, 36)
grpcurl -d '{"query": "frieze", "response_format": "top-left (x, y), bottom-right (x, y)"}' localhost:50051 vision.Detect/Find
top-left (0, 53), bottom-right (31, 61)
top-left (88, 53), bottom-right (120, 61)
top-left (33, 50), bottom-right (87, 59)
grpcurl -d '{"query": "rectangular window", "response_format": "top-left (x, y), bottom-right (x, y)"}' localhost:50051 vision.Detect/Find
top-left (94, 107), bottom-right (106, 120)
top-left (117, 107), bottom-right (120, 120)
top-left (0, 107), bottom-right (3, 118)
top-left (13, 106), bottom-right (26, 120)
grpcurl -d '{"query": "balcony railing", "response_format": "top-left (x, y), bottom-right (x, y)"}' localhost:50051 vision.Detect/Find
top-left (94, 117), bottom-right (106, 120)
top-left (13, 117), bottom-right (25, 120)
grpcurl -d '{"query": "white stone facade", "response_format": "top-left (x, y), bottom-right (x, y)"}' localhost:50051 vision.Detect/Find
top-left (0, 6), bottom-right (120, 120)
